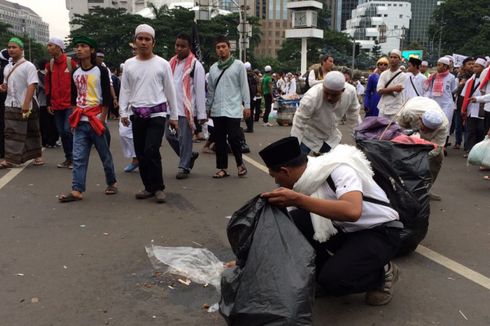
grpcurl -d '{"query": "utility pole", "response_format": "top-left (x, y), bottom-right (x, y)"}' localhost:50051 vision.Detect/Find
top-left (242, 0), bottom-right (247, 62)
top-left (351, 39), bottom-right (356, 70)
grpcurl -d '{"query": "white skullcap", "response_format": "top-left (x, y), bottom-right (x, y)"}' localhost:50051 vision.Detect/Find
top-left (264, 65), bottom-right (272, 72)
top-left (323, 71), bottom-right (345, 91)
top-left (437, 57), bottom-right (451, 66)
top-left (475, 58), bottom-right (487, 67)
top-left (244, 62), bottom-right (251, 70)
top-left (48, 37), bottom-right (65, 51)
top-left (96, 52), bottom-right (105, 58)
top-left (422, 110), bottom-right (444, 130)
top-left (390, 49), bottom-right (402, 59)
top-left (120, 63), bottom-right (124, 69)
top-left (135, 24), bottom-right (155, 38)
top-left (444, 55), bottom-right (454, 63)
top-left (421, 60), bottom-right (428, 66)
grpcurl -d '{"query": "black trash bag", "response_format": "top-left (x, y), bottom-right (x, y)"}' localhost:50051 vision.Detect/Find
top-left (356, 139), bottom-right (433, 256)
top-left (220, 196), bottom-right (315, 326)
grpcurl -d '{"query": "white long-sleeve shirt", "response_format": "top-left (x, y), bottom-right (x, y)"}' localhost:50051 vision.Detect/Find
top-left (461, 74), bottom-right (483, 118)
top-left (475, 67), bottom-right (490, 112)
top-left (172, 58), bottom-right (207, 120)
top-left (119, 55), bottom-right (178, 120)
top-left (403, 72), bottom-right (426, 100)
top-left (291, 82), bottom-right (361, 152)
top-left (376, 68), bottom-right (407, 116)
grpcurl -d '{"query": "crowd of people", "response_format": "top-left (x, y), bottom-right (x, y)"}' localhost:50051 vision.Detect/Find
top-left (1, 23), bottom-right (490, 314)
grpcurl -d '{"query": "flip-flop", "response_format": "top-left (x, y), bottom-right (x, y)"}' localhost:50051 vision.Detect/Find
top-left (105, 185), bottom-right (118, 195)
top-left (213, 169), bottom-right (229, 179)
top-left (483, 176), bottom-right (490, 180)
top-left (59, 193), bottom-right (83, 202)
top-left (479, 167), bottom-right (490, 171)
top-left (33, 159), bottom-right (45, 166)
top-left (238, 165), bottom-right (248, 177)
top-left (0, 162), bottom-right (13, 169)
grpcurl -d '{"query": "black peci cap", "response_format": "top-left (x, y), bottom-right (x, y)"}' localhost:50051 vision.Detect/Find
top-left (259, 137), bottom-right (302, 168)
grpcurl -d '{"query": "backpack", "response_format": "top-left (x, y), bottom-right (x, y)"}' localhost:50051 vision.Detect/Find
top-left (49, 56), bottom-right (73, 74)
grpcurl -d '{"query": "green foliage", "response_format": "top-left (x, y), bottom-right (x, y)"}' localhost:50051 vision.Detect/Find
top-left (68, 6), bottom-right (261, 69)
top-left (430, 0), bottom-right (490, 56)
top-left (0, 21), bottom-right (48, 66)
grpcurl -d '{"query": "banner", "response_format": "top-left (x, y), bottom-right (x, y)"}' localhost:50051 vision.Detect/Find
top-left (402, 50), bottom-right (423, 61)
top-left (191, 22), bottom-right (202, 61)
top-left (452, 54), bottom-right (467, 68)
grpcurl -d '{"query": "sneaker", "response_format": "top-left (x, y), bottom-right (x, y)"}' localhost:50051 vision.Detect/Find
top-left (124, 162), bottom-right (138, 172)
top-left (365, 262), bottom-right (399, 306)
top-left (135, 190), bottom-right (154, 199)
top-left (189, 152), bottom-right (199, 170)
top-left (176, 168), bottom-right (189, 180)
top-left (57, 160), bottom-right (73, 169)
top-left (155, 190), bottom-right (166, 203)
top-left (429, 192), bottom-right (442, 201)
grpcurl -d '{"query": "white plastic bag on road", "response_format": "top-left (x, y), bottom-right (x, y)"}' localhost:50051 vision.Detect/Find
top-left (145, 245), bottom-right (225, 292)
top-left (468, 136), bottom-right (490, 167)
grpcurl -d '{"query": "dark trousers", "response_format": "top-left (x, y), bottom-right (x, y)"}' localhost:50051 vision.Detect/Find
top-left (485, 111), bottom-right (490, 135)
top-left (263, 94), bottom-right (273, 123)
top-left (253, 97), bottom-right (262, 122)
top-left (131, 115), bottom-right (166, 193)
top-left (453, 110), bottom-right (464, 146)
top-left (39, 106), bottom-right (59, 146)
top-left (466, 117), bottom-right (485, 152)
top-left (0, 103), bottom-right (4, 158)
top-left (53, 108), bottom-right (73, 161)
top-left (429, 151), bottom-right (444, 184)
top-left (290, 209), bottom-right (400, 296)
top-left (212, 116), bottom-right (243, 169)
top-left (245, 114), bottom-right (254, 132)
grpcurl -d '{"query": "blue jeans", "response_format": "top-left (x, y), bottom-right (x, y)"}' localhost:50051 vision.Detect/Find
top-left (72, 122), bottom-right (116, 193)
top-left (165, 116), bottom-right (193, 171)
top-left (453, 110), bottom-right (464, 146)
top-left (53, 108), bottom-right (73, 161)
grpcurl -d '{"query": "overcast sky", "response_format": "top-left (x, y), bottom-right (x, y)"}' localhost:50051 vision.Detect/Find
top-left (12, 0), bottom-right (70, 39)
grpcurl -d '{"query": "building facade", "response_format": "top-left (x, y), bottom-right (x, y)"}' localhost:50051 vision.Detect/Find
top-left (254, 0), bottom-right (289, 58)
top-left (66, 0), bottom-right (148, 20)
top-left (405, 0), bottom-right (438, 50)
top-left (343, 0), bottom-right (411, 54)
top-left (0, 0), bottom-right (49, 44)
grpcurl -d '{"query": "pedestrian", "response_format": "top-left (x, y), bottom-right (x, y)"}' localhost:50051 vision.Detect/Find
top-left (166, 32), bottom-right (206, 179)
top-left (0, 37), bottom-right (43, 169)
top-left (58, 35), bottom-right (117, 202)
top-left (37, 59), bottom-right (59, 148)
top-left (119, 24), bottom-right (178, 203)
top-left (285, 72), bottom-right (297, 96)
top-left (396, 97), bottom-right (448, 201)
top-left (420, 61), bottom-right (430, 78)
top-left (0, 48), bottom-right (10, 160)
top-left (261, 65), bottom-right (273, 126)
top-left (376, 49), bottom-right (407, 119)
top-left (252, 68), bottom-right (262, 122)
top-left (243, 62), bottom-right (257, 132)
top-left (364, 57), bottom-right (388, 117)
top-left (308, 54), bottom-right (334, 87)
top-left (291, 71), bottom-right (360, 155)
top-left (471, 59), bottom-right (490, 135)
top-left (403, 57), bottom-right (426, 101)
top-left (423, 57), bottom-right (457, 146)
top-left (453, 57), bottom-right (475, 150)
top-left (260, 136), bottom-right (402, 306)
top-left (206, 35), bottom-right (250, 179)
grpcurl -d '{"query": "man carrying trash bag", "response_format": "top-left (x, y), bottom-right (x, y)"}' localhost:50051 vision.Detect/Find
top-left (259, 137), bottom-right (402, 306)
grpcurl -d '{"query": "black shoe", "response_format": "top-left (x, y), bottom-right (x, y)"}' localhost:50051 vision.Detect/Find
top-left (135, 190), bottom-right (154, 199)
top-left (189, 152), bottom-right (199, 170)
top-left (244, 129), bottom-right (254, 133)
top-left (176, 169), bottom-right (190, 180)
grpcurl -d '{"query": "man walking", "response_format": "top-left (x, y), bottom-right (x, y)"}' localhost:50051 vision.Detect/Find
top-left (206, 35), bottom-right (250, 179)
top-left (45, 37), bottom-right (77, 168)
top-left (166, 32), bottom-right (206, 179)
top-left (261, 65), bottom-right (273, 126)
top-left (376, 49), bottom-right (407, 119)
top-left (119, 24), bottom-right (178, 203)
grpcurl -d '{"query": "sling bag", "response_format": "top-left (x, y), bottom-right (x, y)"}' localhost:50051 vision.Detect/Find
top-left (384, 71), bottom-right (403, 89)
top-left (409, 76), bottom-right (420, 96)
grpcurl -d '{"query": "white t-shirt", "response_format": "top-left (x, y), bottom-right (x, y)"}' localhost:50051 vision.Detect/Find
top-left (403, 72), bottom-right (426, 100)
top-left (376, 68), bottom-right (407, 116)
top-left (317, 164), bottom-right (399, 233)
top-left (119, 55), bottom-right (178, 120)
top-left (3, 59), bottom-right (38, 108)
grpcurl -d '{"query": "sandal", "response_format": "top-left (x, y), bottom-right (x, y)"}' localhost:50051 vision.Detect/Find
top-left (238, 165), bottom-right (248, 177)
top-left (0, 162), bottom-right (13, 169)
top-left (483, 176), bottom-right (490, 180)
top-left (59, 193), bottom-right (83, 203)
top-left (33, 158), bottom-right (45, 166)
top-left (479, 166), bottom-right (490, 171)
top-left (213, 169), bottom-right (230, 179)
top-left (105, 184), bottom-right (118, 195)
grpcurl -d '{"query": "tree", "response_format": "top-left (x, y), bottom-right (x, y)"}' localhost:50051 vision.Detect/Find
top-left (430, 0), bottom-right (490, 56)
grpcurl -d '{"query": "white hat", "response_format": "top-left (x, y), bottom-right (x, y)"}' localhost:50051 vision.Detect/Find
top-left (475, 58), bottom-right (487, 67)
top-left (390, 49), bottom-right (402, 59)
top-left (96, 52), bottom-right (105, 58)
top-left (264, 65), bottom-right (272, 72)
top-left (421, 60), bottom-right (429, 66)
top-left (135, 24), bottom-right (155, 38)
top-left (422, 110), bottom-right (444, 130)
top-left (48, 37), bottom-right (65, 51)
top-left (486, 56), bottom-right (490, 63)
top-left (120, 63), bottom-right (124, 69)
top-left (323, 71), bottom-right (345, 91)
top-left (437, 57), bottom-right (451, 66)
top-left (244, 62), bottom-right (251, 70)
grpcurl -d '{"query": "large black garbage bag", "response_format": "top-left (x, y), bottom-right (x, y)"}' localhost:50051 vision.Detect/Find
top-left (220, 196), bottom-right (315, 326)
top-left (356, 139), bottom-right (433, 256)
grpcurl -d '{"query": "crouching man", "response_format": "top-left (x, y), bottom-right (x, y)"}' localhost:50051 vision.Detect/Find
top-left (260, 137), bottom-right (402, 306)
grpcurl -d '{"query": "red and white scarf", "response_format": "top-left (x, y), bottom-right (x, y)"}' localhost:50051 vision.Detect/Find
top-left (169, 53), bottom-right (196, 130)
top-left (425, 70), bottom-right (449, 97)
top-left (479, 68), bottom-right (490, 91)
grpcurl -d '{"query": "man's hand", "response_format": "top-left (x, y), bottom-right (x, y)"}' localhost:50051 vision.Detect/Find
top-left (470, 97), bottom-right (477, 103)
top-left (243, 108), bottom-right (251, 119)
top-left (198, 119), bottom-right (207, 125)
top-left (169, 119), bottom-right (179, 130)
top-left (21, 103), bottom-right (30, 114)
top-left (261, 187), bottom-right (303, 208)
top-left (120, 116), bottom-right (130, 127)
top-left (47, 106), bottom-right (54, 115)
top-left (113, 98), bottom-right (119, 109)
top-left (0, 83), bottom-right (7, 92)
top-left (393, 85), bottom-right (404, 93)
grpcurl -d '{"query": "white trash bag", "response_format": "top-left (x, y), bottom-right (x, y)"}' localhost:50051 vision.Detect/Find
top-left (468, 136), bottom-right (490, 167)
top-left (145, 245), bottom-right (225, 292)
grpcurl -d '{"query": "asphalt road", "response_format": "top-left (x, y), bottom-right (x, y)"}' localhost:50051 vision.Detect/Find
top-left (0, 119), bottom-right (489, 326)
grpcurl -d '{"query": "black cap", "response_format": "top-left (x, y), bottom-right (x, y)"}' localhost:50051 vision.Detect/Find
top-left (408, 57), bottom-right (422, 66)
top-left (259, 137), bottom-right (302, 168)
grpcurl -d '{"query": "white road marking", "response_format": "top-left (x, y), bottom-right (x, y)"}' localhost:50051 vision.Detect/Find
top-left (0, 161), bottom-right (32, 190)
top-left (243, 154), bottom-right (490, 291)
